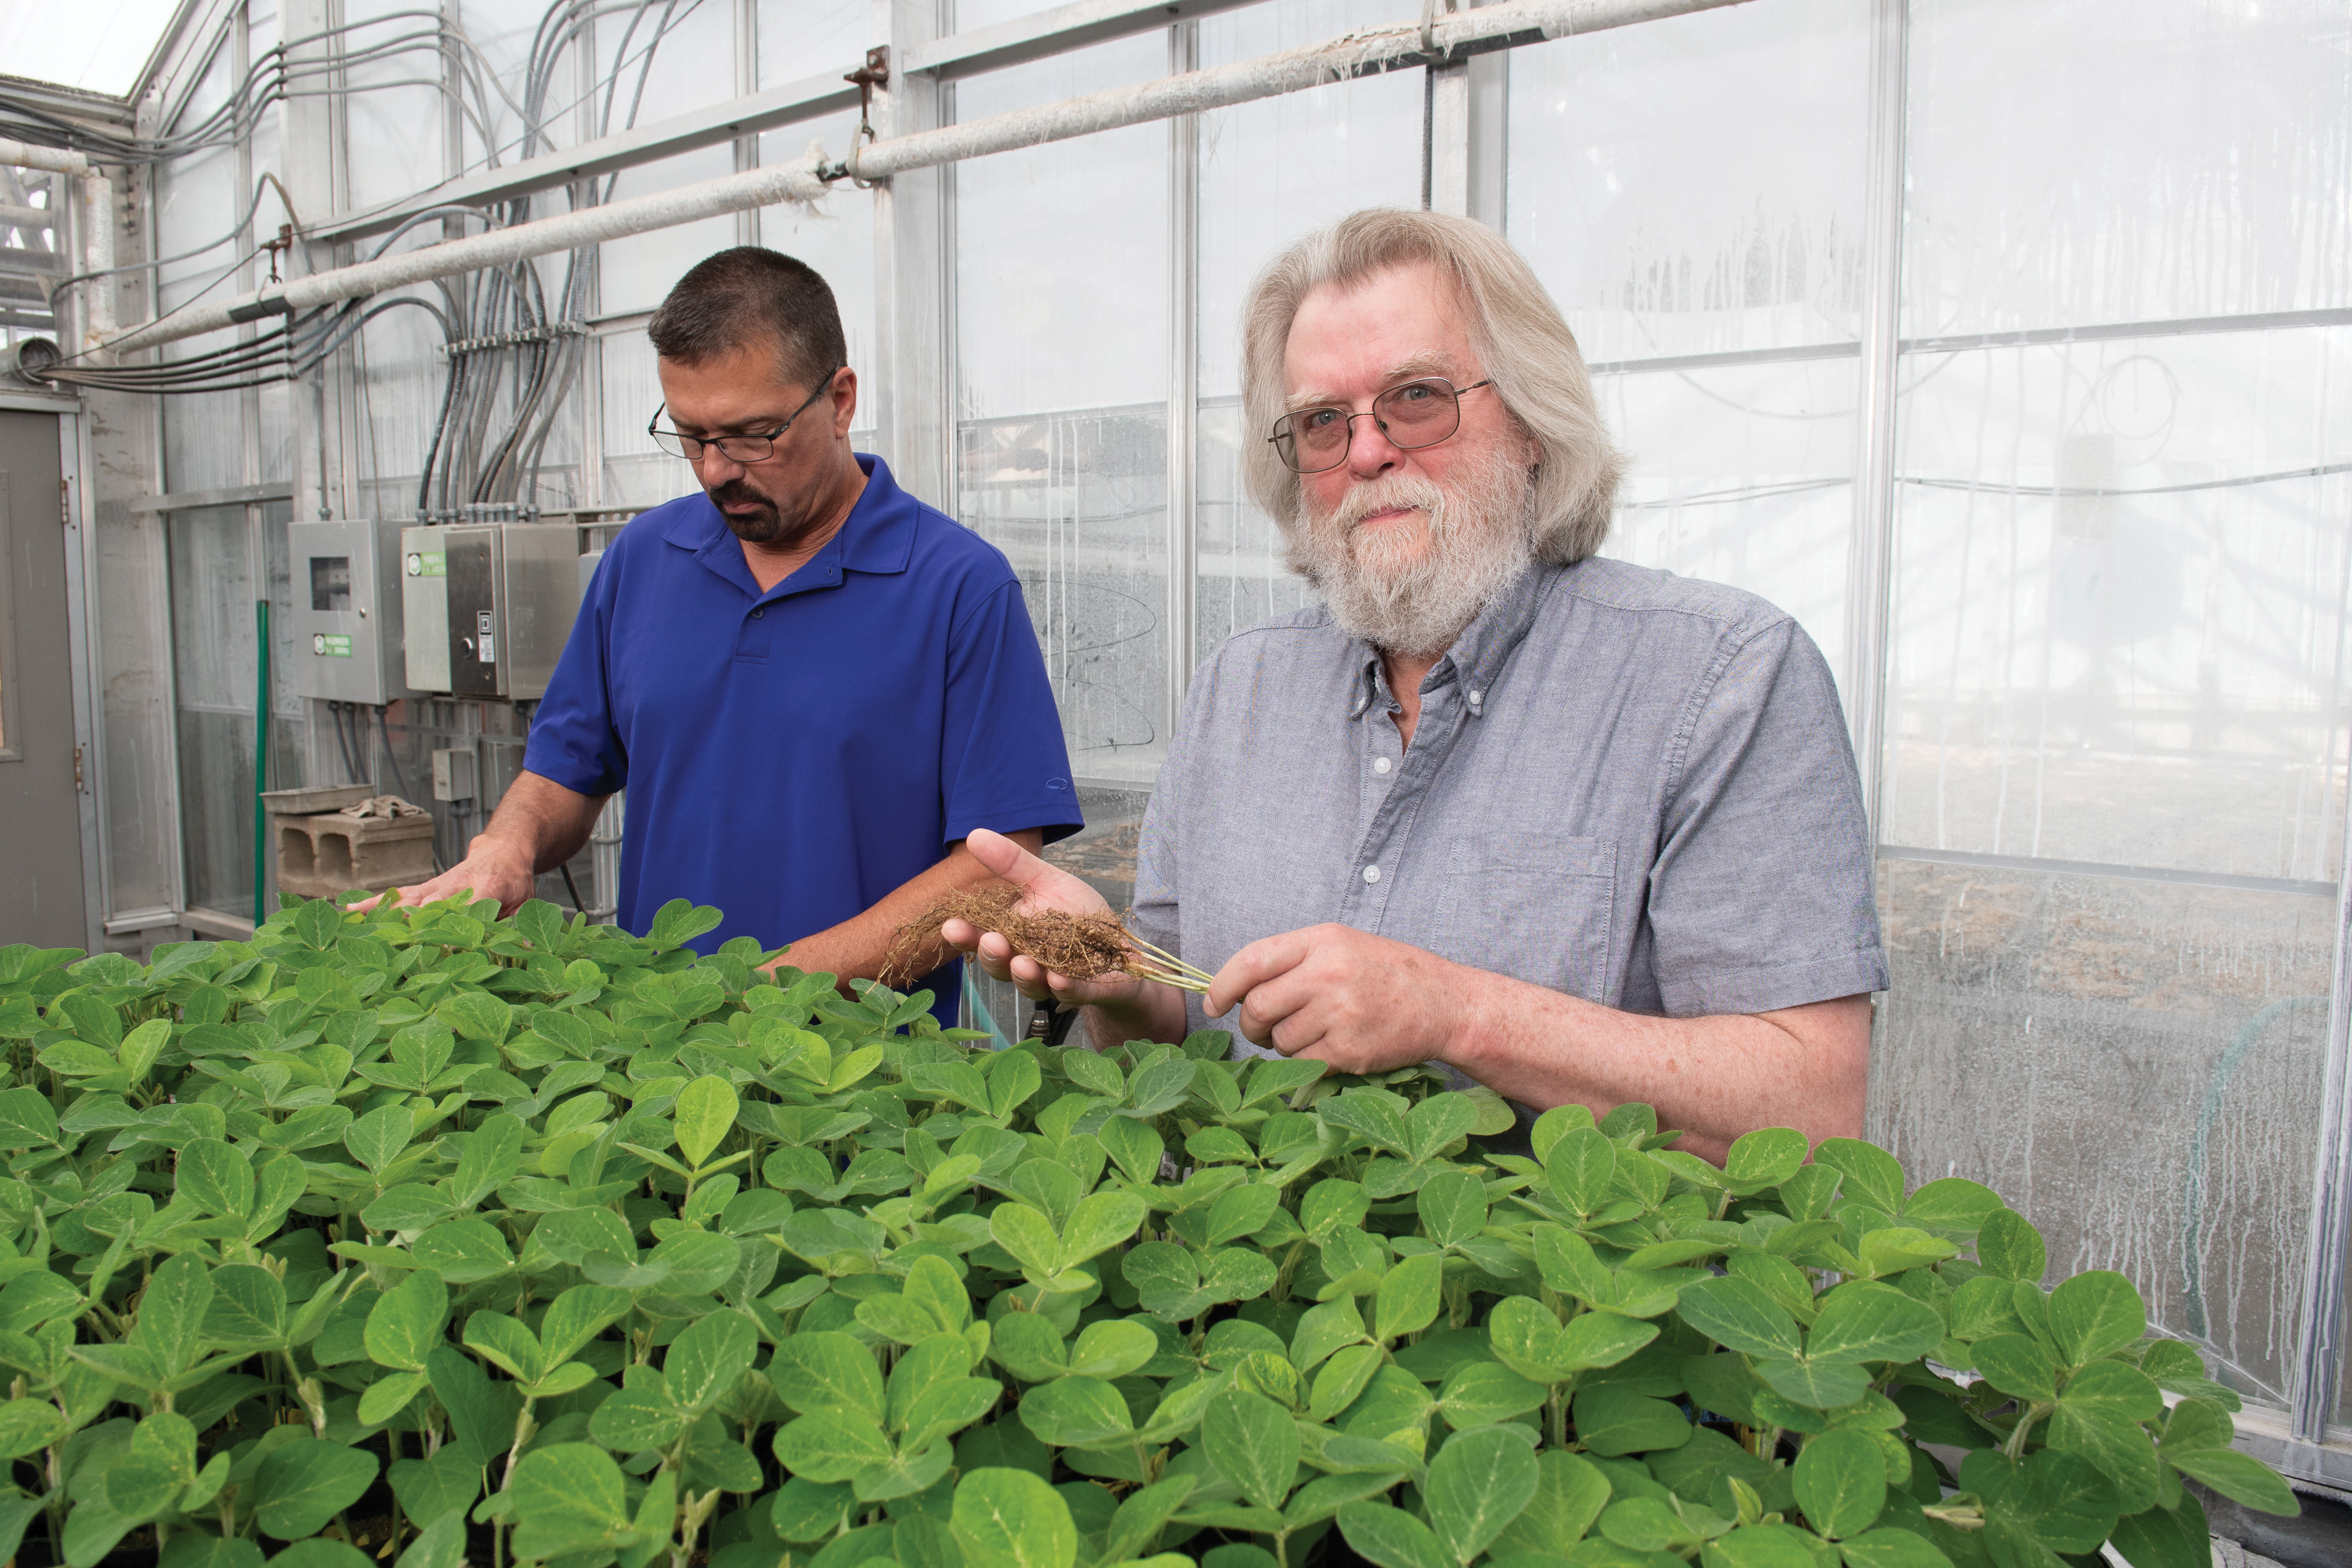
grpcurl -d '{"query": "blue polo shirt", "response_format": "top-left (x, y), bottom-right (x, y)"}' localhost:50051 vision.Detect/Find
top-left (523, 455), bottom-right (1081, 1026)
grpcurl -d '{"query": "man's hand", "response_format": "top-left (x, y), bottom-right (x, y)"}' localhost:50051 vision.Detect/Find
top-left (361, 772), bottom-right (604, 921)
top-left (1206, 921), bottom-right (1871, 1162)
top-left (1207, 924), bottom-right (1462, 1073)
top-left (370, 836), bottom-right (540, 918)
top-left (940, 829), bottom-right (1136, 1007)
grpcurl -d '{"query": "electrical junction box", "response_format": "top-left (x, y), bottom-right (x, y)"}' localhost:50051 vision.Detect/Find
top-left (401, 522), bottom-right (583, 698)
top-left (289, 519), bottom-right (403, 704)
top-left (431, 746), bottom-right (479, 803)
top-left (399, 525), bottom-right (452, 693)
top-left (443, 523), bottom-right (581, 700)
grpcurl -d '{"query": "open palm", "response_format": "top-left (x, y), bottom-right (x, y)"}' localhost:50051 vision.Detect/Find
top-left (943, 829), bottom-right (1136, 1006)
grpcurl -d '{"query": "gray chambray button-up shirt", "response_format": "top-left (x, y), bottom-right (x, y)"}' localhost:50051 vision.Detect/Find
top-left (1130, 555), bottom-right (1889, 1068)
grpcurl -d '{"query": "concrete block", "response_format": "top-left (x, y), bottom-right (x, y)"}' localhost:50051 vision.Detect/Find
top-left (274, 810), bottom-right (435, 898)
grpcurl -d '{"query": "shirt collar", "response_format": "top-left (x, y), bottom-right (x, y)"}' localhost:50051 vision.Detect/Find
top-left (662, 452), bottom-right (916, 597)
top-left (1345, 562), bottom-right (1559, 720)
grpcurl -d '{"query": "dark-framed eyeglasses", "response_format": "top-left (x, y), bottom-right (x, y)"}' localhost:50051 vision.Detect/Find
top-left (647, 368), bottom-right (842, 464)
top-left (1267, 376), bottom-right (1495, 474)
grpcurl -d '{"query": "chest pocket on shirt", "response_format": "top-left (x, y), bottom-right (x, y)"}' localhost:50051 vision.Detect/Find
top-left (1442, 833), bottom-right (1616, 1003)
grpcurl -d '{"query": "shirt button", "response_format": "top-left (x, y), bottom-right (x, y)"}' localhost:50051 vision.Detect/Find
top-left (1372, 757), bottom-right (1391, 775)
top-left (752, 608), bottom-right (764, 618)
top-left (1361, 865), bottom-right (1380, 884)
top-left (1468, 689), bottom-right (1484, 705)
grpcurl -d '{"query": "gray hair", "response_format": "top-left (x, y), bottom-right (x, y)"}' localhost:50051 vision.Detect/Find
top-left (1239, 209), bottom-right (1623, 564)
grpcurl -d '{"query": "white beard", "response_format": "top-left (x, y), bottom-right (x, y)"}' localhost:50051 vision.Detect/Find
top-left (1285, 443), bottom-right (1538, 658)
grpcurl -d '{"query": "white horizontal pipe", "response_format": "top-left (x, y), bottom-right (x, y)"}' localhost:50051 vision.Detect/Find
top-left (0, 202), bottom-right (61, 231)
top-left (0, 138), bottom-right (90, 176)
top-left (103, 0), bottom-right (1745, 357)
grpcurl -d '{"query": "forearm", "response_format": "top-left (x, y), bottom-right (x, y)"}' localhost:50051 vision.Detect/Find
top-left (775, 830), bottom-right (1046, 983)
top-left (1441, 980), bottom-right (1871, 1163)
top-left (472, 771), bottom-right (605, 873)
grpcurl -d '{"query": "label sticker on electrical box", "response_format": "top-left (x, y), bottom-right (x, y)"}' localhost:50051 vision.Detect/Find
top-left (312, 634), bottom-right (353, 658)
top-left (406, 551), bottom-right (446, 577)
top-left (478, 635), bottom-right (497, 663)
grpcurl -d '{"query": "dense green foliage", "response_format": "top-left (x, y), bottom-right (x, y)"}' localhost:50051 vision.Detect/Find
top-left (0, 895), bottom-right (2298, 1568)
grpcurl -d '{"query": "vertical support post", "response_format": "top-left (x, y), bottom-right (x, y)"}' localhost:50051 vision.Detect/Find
top-left (77, 172), bottom-right (117, 354)
top-left (2289, 803), bottom-right (2352, 1463)
top-left (1167, 21), bottom-right (1199, 717)
top-left (254, 599), bottom-right (271, 925)
top-left (284, 0), bottom-right (340, 525)
top-left (1424, 63), bottom-right (1468, 214)
top-left (872, 0), bottom-right (953, 507)
top-left (733, 0), bottom-right (761, 248)
top-left (1845, 0), bottom-right (1908, 838)
top-left (1465, 47), bottom-right (1508, 228)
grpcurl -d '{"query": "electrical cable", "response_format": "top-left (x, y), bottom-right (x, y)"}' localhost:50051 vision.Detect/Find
top-left (559, 862), bottom-right (586, 914)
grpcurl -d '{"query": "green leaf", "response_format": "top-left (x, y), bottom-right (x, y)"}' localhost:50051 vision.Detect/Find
top-left (1723, 1128), bottom-right (1808, 1189)
top-left (1674, 1277), bottom-right (1802, 1361)
top-left (2164, 1447), bottom-right (2299, 1516)
top-left (1424, 1426), bottom-right (1540, 1565)
top-left (950, 1466), bottom-right (1079, 1568)
top-left (1701, 1524), bottom-right (1833, 1568)
top-left (2107, 1488), bottom-right (2211, 1568)
top-left (1814, 1138), bottom-right (1905, 1212)
top-left (1336, 1500), bottom-right (1451, 1568)
top-left (647, 899), bottom-right (725, 950)
top-left (1977, 1210), bottom-right (2047, 1283)
top-left (2047, 1271), bottom-right (2145, 1369)
top-left (254, 1439), bottom-right (381, 1540)
top-left (1406, 1092), bottom-right (1479, 1162)
top-left (395, 1511), bottom-right (468, 1568)
top-left (772, 1477), bottom-right (859, 1542)
top-left (1792, 1429), bottom-right (1884, 1541)
top-left (773, 1409), bottom-right (894, 1483)
top-left (1418, 1170), bottom-right (1488, 1249)
top-left (389, 1446), bottom-right (482, 1527)
top-left (1437, 1360), bottom-right (1549, 1429)
top-left (1989, 1448), bottom-right (2121, 1556)
top-left (1203, 1388), bottom-right (1299, 1511)
top-left (1017, 1375), bottom-right (1133, 1448)
top-left (204, 1263), bottom-right (288, 1348)
top-left (452, 1114), bottom-right (525, 1209)
top-left (180, 1137), bottom-right (256, 1217)
top-left (1104, 1475), bottom-right (1197, 1562)
top-left (769, 1331), bottom-right (887, 1423)
top-left (674, 1074), bottom-right (739, 1167)
top-left (0, 1397), bottom-right (63, 1459)
top-left (1806, 1283), bottom-right (1944, 1364)
top-left (364, 1269), bottom-right (449, 1373)
top-left (358, 1369), bottom-right (431, 1425)
top-left (343, 1103), bottom-right (412, 1173)
top-left (509, 1442), bottom-right (633, 1559)
top-left (1575, 1385), bottom-right (1693, 1456)
top-left (1751, 1357), bottom-right (1871, 1411)
top-left (1971, 1334), bottom-right (2059, 1404)
top-left (0, 1087), bottom-right (58, 1149)
top-left (132, 1252), bottom-right (214, 1378)
top-left (1096, 1116), bottom-right (1165, 1186)
top-left (1833, 1528), bottom-right (1954, 1568)
top-left (1488, 1449), bottom-right (1612, 1557)
top-left (1067, 1319), bottom-right (1158, 1380)
top-left (1375, 1252), bottom-right (1444, 1343)
top-left (992, 1203), bottom-right (1064, 1278)
top-left (665, 1310), bottom-right (757, 1413)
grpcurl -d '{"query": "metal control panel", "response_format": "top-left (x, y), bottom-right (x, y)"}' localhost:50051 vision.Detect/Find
top-left (289, 519), bottom-right (403, 703)
top-left (400, 521), bottom-right (583, 698)
top-left (399, 525), bottom-right (452, 693)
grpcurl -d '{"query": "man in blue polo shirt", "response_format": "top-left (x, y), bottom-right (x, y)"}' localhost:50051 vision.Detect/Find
top-left (391, 248), bottom-right (1080, 1025)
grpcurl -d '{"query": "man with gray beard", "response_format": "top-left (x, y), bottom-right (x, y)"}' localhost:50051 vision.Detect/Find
top-left (945, 210), bottom-right (1885, 1163)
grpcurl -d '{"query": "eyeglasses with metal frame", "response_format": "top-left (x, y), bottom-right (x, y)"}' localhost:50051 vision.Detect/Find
top-left (1266, 375), bottom-right (1496, 474)
top-left (646, 368), bottom-right (843, 464)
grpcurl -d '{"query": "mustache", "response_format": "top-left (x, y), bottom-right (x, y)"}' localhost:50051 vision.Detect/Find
top-left (1323, 474), bottom-right (1446, 537)
top-left (710, 481), bottom-right (775, 514)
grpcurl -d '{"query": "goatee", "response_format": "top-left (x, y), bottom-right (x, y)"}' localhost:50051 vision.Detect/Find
top-left (1285, 444), bottom-right (1538, 658)
top-left (709, 481), bottom-right (784, 542)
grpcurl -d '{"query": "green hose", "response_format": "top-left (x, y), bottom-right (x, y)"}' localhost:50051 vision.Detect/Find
top-left (253, 598), bottom-right (270, 926)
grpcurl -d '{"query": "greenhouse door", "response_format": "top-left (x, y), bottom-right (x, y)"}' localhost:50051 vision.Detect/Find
top-left (0, 409), bottom-right (86, 949)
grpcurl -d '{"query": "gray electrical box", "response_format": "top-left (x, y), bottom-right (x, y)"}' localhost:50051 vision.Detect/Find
top-left (400, 525), bottom-right (452, 693)
top-left (290, 519), bottom-right (403, 703)
top-left (402, 521), bottom-right (582, 698)
top-left (431, 746), bottom-right (479, 803)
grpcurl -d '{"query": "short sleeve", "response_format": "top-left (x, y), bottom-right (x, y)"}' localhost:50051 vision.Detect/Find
top-left (1647, 618), bottom-right (1889, 1016)
top-left (938, 578), bottom-right (1083, 847)
top-left (521, 554), bottom-right (629, 798)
